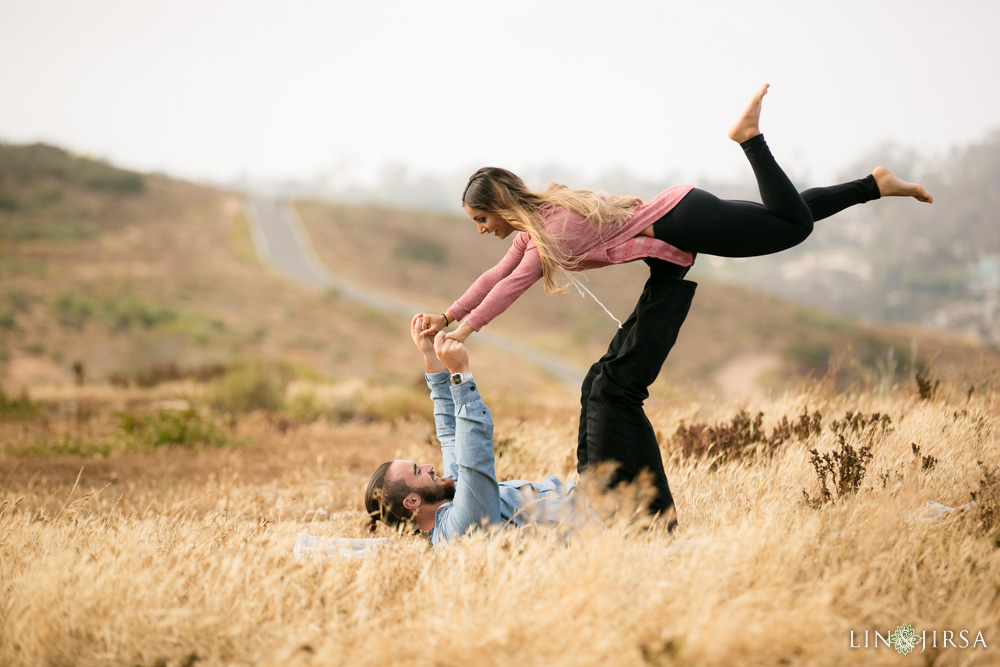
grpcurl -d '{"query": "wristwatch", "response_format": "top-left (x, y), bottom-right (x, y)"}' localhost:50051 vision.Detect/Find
top-left (450, 371), bottom-right (474, 386)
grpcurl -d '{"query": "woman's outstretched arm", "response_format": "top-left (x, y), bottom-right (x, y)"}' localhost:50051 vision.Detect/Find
top-left (420, 233), bottom-right (541, 340)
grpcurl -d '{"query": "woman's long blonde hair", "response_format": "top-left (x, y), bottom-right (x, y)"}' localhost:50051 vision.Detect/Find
top-left (462, 167), bottom-right (642, 294)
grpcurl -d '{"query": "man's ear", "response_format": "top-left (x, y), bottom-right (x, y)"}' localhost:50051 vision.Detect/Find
top-left (402, 492), bottom-right (421, 511)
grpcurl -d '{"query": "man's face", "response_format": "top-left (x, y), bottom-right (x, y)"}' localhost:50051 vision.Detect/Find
top-left (388, 460), bottom-right (456, 504)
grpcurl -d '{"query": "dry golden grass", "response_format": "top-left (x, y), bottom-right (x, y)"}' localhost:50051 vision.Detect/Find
top-left (4, 144), bottom-right (1000, 664)
top-left (2, 371), bottom-right (999, 666)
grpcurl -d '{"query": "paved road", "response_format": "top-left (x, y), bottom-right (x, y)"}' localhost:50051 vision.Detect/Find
top-left (244, 196), bottom-right (587, 386)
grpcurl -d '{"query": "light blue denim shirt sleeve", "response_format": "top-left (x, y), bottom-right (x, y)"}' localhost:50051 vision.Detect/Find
top-left (427, 376), bottom-right (502, 547)
top-left (425, 371), bottom-right (459, 480)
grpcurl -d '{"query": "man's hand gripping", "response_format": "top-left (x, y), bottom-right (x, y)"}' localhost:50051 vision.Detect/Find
top-left (411, 314), bottom-right (446, 374)
top-left (433, 331), bottom-right (471, 375)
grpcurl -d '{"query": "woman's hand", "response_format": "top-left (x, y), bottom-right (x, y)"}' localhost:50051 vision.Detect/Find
top-left (444, 323), bottom-right (474, 343)
top-left (418, 313), bottom-right (448, 338)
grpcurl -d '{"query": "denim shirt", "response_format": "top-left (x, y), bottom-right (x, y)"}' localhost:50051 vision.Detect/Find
top-left (424, 371), bottom-right (600, 548)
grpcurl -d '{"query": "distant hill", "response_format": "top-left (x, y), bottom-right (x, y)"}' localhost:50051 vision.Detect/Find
top-left (1, 141), bottom-right (995, 402)
top-left (0, 143), bottom-right (577, 394)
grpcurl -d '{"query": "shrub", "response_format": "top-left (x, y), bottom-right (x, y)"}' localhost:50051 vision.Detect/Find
top-left (85, 171), bottom-right (145, 194)
top-left (24, 342), bottom-right (45, 356)
top-left (802, 435), bottom-right (873, 507)
top-left (286, 392), bottom-right (324, 422)
top-left (116, 409), bottom-right (227, 450)
top-left (916, 370), bottom-right (940, 400)
top-left (207, 361), bottom-right (292, 414)
top-left (104, 299), bottom-right (178, 331)
top-left (911, 442), bottom-right (938, 471)
top-left (0, 388), bottom-right (40, 420)
top-left (51, 292), bottom-right (94, 329)
top-left (784, 336), bottom-right (834, 373)
top-left (828, 411), bottom-right (893, 442)
top-left (7, 435), bottom-right (114, 458)
top-left (673, 410), bottom-right (767, 467)
top-left (673, 407), bottom-right (823, 468)
top-left (109, 362), bottom-right (229, 388)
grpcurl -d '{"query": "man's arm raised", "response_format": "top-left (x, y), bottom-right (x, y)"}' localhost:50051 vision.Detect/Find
top-left (411, 314), bottom-right (459, 479)
top-left (430, 332), bottom-right (501, 542)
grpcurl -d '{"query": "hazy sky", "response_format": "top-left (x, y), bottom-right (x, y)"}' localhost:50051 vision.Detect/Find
top-left (2, 0), bottom-right (998, 189)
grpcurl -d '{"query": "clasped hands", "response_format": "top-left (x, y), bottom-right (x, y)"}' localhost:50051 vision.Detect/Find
top-left (416, 312), bottom-right (472, 343)
top-left (410, 314), bottom-right (470, 374)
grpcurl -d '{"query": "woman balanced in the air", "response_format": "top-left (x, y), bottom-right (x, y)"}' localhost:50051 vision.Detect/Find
top-left (420, 83), bottom-right (931, 342)
top-left (417, 84), bottom-right (932, 524)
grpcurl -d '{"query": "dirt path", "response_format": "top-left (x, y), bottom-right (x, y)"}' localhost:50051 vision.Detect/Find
top-left (711, 353), bottom-right (781, 403)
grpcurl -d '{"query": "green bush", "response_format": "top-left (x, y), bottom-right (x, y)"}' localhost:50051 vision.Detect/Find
top-left (85, 171), bottom-right (145, 194)
top-left (51, 292), bottom-right (94, 329)
top-left (8, 435), bottom-right (114, 458)
top-left (104, 298), bottom-right (178, 331)
top-left (286, 392), bottom-right (324, 422)
top-left (0, 259), bottom-right (45, 277)
top-left (0, 218), bottom-right (101, 242)
top-left (0, 309), bottom-right (15, 330)
top-left (49, 292), bottom-right (222, 337)
top-left (0, 388), bottom-right (40, 420)
top-left (116, 409), bottom-right (228, 450)
top-left (783, 336), bottom-right (833, 373)
top-left (207, 361), bottom-right (292, 414)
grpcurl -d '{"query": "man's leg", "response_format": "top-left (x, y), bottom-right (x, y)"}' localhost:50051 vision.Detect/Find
top-left (578, 259), bottom-right (682, 472)
top-left (580, 260), bottom-right (696, 519)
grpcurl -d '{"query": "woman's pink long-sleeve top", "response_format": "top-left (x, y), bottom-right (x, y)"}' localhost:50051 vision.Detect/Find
top-left (447, 186), bottom-right (695, 332)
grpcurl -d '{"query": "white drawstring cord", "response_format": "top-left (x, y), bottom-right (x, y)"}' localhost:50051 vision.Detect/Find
top-left (566, 274), bottom-right (622, 329)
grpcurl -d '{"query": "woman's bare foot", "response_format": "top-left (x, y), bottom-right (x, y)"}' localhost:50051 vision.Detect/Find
top-left (872, 166), bottom-right (934, 203)
top-left (728, 83), bottom-right (770, 143)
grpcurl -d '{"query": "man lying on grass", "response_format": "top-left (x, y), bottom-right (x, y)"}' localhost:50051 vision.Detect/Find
top-left (364, 314), bottom-right (600, 546)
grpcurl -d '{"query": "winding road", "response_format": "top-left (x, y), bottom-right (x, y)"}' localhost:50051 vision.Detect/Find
top-left (244, 196), bottom-right (587, 386)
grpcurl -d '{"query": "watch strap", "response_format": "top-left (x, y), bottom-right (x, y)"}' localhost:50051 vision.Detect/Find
top-left (450, 371), bottom-right (474, 386)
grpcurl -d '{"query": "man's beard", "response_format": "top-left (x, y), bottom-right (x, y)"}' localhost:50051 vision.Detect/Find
top-left (419, 476), bottom-right (456, 504)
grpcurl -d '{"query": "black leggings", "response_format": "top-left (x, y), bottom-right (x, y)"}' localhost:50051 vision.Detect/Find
top-left (577, 137), bottom-right (881, 523)
top-left (652, 134), bottom-right (880, 257)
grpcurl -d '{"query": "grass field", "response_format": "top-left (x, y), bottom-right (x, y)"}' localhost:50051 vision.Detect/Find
top-left (2, 143), bottom-right (999, 665)
top-left (2, 367), bottom-right (998, 666)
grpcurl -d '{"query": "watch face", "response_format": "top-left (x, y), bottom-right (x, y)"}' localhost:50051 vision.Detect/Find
top-left (451, 373), bottom-right (462, 385)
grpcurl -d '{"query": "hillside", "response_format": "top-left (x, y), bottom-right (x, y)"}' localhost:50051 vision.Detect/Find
top-left (0, 144), bottom-right (573, 396)
top-left (1, 141), bottom-right (996, 405)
